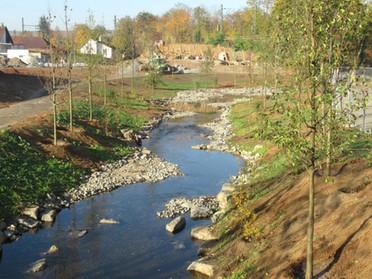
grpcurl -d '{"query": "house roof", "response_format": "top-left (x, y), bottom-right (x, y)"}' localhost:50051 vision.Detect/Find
top-left (13, 36), bottom-right (48, 49)
top-left (0, 26), bottom-right (14, 45)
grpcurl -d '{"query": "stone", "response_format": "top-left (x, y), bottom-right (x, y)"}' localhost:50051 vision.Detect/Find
top-left (17, 216), bottom-right (41, 230)
top-left (99, 218), bottom-right (119, 225)
top-left (165, 216), bottom-right (186, 234)
top-left (69, 230), bottom-right (87, 238)
top-left (40, 209), bottom-right (57, 223)
top-left (190, 206), bottom-right (213, 219)
top-left (190, 226), bottom-right (218, 241)
top-left (29, 258), bottom-right (47, 273)
top-left (187, 260), bottom-right (215, 277)
top-left (22, 206), bottom-right (39, 220)
top-left (45, 245), bottom-right (58, 254)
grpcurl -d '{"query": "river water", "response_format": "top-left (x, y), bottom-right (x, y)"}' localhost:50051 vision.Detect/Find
top-left (0, 114), bottom-right (243, 279)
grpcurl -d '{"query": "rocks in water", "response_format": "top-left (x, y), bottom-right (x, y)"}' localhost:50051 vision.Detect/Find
top-left (45, 245), bottom-right (58, 254)
top-left (99, 218), bottom-right (119, 225)
top-left (191, 226), bottom-right (218, 241)
top-left (166, 216), bottom-right (186, 234)
top-left (29, 258), bottom-right (47, 273)
top-left (157, 196), bottom-right (219, 219)
top-left (187, 260), bottom-right (215, 278)
top-left (22, 206), bottom-right (39, 220)
top-left (40, 209), bottom-right (57, 223)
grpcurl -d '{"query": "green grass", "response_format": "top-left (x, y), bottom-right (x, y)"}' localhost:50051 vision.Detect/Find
top-left (0, 130), bottom-right (82, 220)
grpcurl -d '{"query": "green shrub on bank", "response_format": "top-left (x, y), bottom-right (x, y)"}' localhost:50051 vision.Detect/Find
top-left (0, 131), bottom-right (82, 220)
top-left (57, 101), bottom-right (144, 133)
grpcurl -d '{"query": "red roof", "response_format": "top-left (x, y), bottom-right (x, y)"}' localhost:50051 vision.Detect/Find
top-left (12, 36), bottom-right (48, 49)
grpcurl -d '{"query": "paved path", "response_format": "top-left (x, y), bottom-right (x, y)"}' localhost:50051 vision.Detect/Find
top-left (0, 95), bottom-right (51, 130)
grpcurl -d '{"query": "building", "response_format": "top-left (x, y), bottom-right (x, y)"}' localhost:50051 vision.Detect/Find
top-left (0, 26), bottom-right (14, 55)
top-left (80, 39), bottom-right (114, 59)
top-left (10, 36), bottom-right (49, 63)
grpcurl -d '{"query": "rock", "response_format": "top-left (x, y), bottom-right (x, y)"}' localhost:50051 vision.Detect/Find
top-left (216, 190), bottom-right (232, 211)
top-left (121, 129), bottom-right (142, 146)
top-left (166, 216), bottom-right (186, 234)
top-left (99, 218), bottom-right (119, 225)
top-left (17, 216), bottom-right (41, 230)
top-left (29, 258), bottom-right (47, 273)
top-left (190, 206), bottom-right (213, 219)
top-left (45, 245), bottom-right (58, 254)
top-left (22, 206), bottom-right (39, 220)
top-left (187, 260), bottom-right (215, 277)
top-left (69, 230), bottom-right (88, 238)
top-left (211, 210), bottom-right (225, 223)
top-left (191, 226), bottom-right (218, 241)
top-left (40, 209), bottom-right (57, 223)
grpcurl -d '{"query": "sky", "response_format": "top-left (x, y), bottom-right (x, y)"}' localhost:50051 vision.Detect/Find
top-left (2, 0), bottom-right (248, 32)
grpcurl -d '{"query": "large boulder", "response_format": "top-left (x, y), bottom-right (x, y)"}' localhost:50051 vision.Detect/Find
top-left (165, 216), bottom-right (186, 234)
top-left (40, 209), bottom-right (57, 223)
top-left (22, 206), bottom-right (40, 220)
top-left (187, 260), bottom-right (215, 277)
top-left (190, 226), bottom-right (218, 241)
top-left (17, 216), bottom-right (41, 230)
top-left (190, 206), bottom-right (213, 219)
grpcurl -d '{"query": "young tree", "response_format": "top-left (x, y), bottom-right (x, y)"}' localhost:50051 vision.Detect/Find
top-left (63, 2), bottom-right (74, 131)
top-left (271, 1), bottom-right (367, 278)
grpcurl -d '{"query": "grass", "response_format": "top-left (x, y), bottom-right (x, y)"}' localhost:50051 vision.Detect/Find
top-left (0, 130), bottom-right (82, 220)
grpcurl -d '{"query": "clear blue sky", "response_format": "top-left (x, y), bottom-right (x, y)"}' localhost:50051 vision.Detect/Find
top-left (2, 0), bottom-right (248, 32)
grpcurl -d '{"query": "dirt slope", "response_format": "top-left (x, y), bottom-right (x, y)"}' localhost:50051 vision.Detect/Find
top-left (209, 159), bottom-right (372, 278)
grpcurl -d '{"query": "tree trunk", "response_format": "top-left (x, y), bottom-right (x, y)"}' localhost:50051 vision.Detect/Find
top-left (53, 93), bottom-right (57, 146)
top-left (89, 73), bottom-right (93, 121)
top-left (306, 131), bottom-right (316, 279)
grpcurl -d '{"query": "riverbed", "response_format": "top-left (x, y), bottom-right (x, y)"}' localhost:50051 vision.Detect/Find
top-left (0, 113), bottom-right (243, 279)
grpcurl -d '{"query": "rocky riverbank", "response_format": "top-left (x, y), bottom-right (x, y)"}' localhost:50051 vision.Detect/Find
top-left (0, 114), bottom-right (184, 250)
top-left (158, 88), bottom-right (267, 222)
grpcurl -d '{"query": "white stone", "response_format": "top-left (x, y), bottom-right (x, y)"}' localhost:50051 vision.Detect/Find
top-left (166, 216), bottom-right (186, 234)
top-left (40, 209), bottom-right (57, 223)
top-left (190, 226), bottom-right (218, 241)
top-left (99, 218), bottom-right (119, 224)
top-left (187, 260), bottom-right (214, 277)
top-left (22, 206), bottom-right (39, 220)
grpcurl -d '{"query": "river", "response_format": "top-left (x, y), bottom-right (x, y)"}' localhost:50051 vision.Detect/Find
top-left (0, 113), bottom-right (244, 279)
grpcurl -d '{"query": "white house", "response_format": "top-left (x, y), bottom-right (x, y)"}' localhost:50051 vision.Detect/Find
top-left (80, 39), bottom-right (114, 59)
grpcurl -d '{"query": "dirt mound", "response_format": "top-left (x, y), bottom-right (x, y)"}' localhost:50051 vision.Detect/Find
top-left (0, 56), bottom-right (9, 67)
top-left (7, 57), bottom-right (27, 68)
